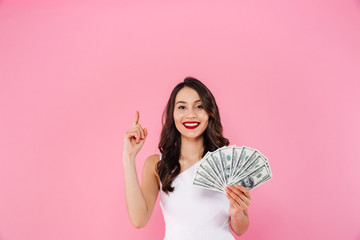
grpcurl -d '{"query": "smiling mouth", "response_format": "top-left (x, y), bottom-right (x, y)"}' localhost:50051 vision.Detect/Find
top-left (183, 122), bottom-right (200, 129)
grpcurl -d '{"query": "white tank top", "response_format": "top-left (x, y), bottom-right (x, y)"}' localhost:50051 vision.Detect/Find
top-left (159, 159), bottom-right (235, 240)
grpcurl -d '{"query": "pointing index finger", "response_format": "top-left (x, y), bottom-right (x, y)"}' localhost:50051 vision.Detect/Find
top-left (133, 111), bottom-right (139, 127)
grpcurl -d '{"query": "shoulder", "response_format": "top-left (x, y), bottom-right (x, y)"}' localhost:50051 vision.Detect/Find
top-left (143, 154), bottom-right (161, 182)
top-left (144, 154), bottom-right (161, 167)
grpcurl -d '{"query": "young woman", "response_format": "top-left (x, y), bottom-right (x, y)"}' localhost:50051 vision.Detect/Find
top-left (123, 77), bottom-right (251, 239)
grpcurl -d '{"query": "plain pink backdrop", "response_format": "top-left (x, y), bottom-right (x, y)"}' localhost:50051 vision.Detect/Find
top-left (1, 0), bottom-right (360, 239)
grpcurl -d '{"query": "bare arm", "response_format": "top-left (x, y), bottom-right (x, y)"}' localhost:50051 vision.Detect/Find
top-left (123, 154), bottom-right (159, 228)
top-left (123, 111), bottom-right (160, 228)
top-left (225, 185), bottom-right (251, 236)
top-left (229, 208), bottom-right (249, 236)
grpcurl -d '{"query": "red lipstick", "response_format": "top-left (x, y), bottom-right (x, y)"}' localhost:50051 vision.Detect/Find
top-left (183, 121), bottom-right (200, 129)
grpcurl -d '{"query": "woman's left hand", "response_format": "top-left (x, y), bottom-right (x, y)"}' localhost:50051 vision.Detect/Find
top-left (225, 185), bottom-right (251, 217)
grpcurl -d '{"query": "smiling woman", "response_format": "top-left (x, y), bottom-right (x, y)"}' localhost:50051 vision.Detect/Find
top-left (173, 87), bottom-right (209, 141)
top-left (123, 77), bottom-right (251, 239)
top-left (158, 79), bottom-right (228, 193)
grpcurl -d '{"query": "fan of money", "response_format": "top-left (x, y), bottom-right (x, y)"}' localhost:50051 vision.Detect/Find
top-left (193, 145), bottom-right (272, 193)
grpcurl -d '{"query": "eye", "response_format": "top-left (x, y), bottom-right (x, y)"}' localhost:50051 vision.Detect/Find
top-left (195, 105), bottom-right (204, 109)
top-left (178, 105), bottom-right (186, 110)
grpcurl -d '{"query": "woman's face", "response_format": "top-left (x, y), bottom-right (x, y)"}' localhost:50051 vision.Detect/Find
top-left (173, 86), bottom-right (209, 140)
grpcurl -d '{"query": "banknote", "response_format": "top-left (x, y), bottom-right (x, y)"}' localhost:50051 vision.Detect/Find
top-left (210, 149), bottom-right (227, 184)
top-left (193, 145), bottom-right (272, 192)
top-left (219, 145), bottom-right (234, 182)
top-left (230, 147), bottom-right (258, 182)
top-left (229, 154), bottom-right (268, 185)
top-left (232, 165), bottom-right (272, 190)
top-left (193, 170), bottom-right (225, 193)
top-left (200, 155), bottom-right (226, 187)
top-left (196, 165), bottom-right (224, 190)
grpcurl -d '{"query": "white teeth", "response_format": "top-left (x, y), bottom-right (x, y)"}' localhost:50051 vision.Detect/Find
top-left (184, 123), bottom-right (200, 127)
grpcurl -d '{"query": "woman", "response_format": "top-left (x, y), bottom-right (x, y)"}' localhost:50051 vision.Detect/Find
top-left (123, 77), bottom-right (251, 239)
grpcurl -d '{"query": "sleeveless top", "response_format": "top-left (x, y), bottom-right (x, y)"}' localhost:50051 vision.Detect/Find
top-left (159, 157), bottom-right (234, 240)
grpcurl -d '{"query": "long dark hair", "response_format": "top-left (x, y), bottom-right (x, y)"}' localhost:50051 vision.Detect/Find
top-left (156, 77), bottom-right (229, 193)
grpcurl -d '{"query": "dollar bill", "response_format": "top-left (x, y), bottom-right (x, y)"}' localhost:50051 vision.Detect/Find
top-left (229, 154), bottom-right (270, 185)
top-left (231, 147), bottom-right (239, 177)
top-left (211, 149), bottom-right (227, 184)
top-left (219, 145), bottom-right (234, 182)
top-left (196, 165), bottom-right (224, 190)
top-left (230, 146), bottom-right (257, 181)
top-left (193, 145), bottom-right (272, 192)
top-left (200, 155), bottom-right (226, 187)
top-left (232, 165), bottom-right (272, 190)
top-left (193, 171), bottom-right (225, 193)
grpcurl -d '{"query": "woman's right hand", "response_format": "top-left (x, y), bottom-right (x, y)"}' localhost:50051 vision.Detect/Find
top-left (123, 111), bottom-right (148, 158)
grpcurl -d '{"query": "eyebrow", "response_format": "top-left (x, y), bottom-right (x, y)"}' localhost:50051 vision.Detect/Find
top-left (175, 100), bottom-right (202, 105)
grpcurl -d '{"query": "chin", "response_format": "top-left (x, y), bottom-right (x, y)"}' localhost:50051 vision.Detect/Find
top-left (181, 130), bottom-right (205, 139)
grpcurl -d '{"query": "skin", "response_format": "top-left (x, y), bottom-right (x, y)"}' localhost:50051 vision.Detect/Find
top-left (123, 87), bottom-right (251, 235)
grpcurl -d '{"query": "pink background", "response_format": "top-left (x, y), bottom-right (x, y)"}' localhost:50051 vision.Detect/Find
top-left (1, 0), bottom-right (360, 239)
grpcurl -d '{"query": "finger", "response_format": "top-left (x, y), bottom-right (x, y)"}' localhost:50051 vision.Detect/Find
top-left (134, 128), bottom-right (142, 143)
top-left (227, 186), bottom-right (251, 208)
top-left (238, 193), bottom-right (250, 206)
top-left (127, 127), bottom-right (142, 141)
top-left (132, 111), bottom-right (139, 128)
top-left (226, 187), bottom-right (243, 206)
top-left (226, 191), bottom-right (245, 211)
top-left (236, 198), bottom-right (247, 211)
top-left (229, 184), bottom-right (250, 199)
top-left (234, 185), bottom-right (251, 199)
top-left (228, 185), bottom-right (251, 206)
top-left (135, 124), bottom-right (145, 139)
top-left (144, 128), bottom-right (148, 138)
top-left (226, 185), bottom-right (243, 198)
top-left (126, 129), bottom-right (141, 142)
top-left (228, 196), bottom-right (238, 209)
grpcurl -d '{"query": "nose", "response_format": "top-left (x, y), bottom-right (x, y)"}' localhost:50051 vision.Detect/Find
top-left (186, 108), bottom-right (197, 119)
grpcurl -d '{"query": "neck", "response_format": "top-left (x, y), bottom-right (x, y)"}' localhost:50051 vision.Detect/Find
top-left (180, 135), bottom-right (204, 162)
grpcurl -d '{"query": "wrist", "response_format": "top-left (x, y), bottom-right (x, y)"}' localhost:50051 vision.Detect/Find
top-left (123, 153), bottom-right (136, 163)
top-left (231, 210), bottom-right (247, 220)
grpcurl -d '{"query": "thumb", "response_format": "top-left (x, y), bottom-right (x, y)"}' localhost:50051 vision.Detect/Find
top-left (144, 128), bottom-right (148, 138)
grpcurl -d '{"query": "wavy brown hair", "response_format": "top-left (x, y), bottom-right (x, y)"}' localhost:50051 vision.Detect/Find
top-left (156, 77), bottom-right (229, 193)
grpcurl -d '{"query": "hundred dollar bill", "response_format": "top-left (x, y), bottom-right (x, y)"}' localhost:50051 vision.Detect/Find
top-left (240, 150), bottom-right (261, 173)
top-left (253, 149), bottom-right (272, 176)
top-left (229, 154), bottom-right (271, 185)
top-left (194, 150), bottom-right (214, 175)
top-left (200, 150), bottom-right (212, 164)
top-left (231, 146), bottom-right (257, 181)
top-left (230, 147), bottom-right (240, 178)
top-left (219, 145), bottom-right (234, 182)
top-left (200, 155), bottom-right (226, 187)
top-left (232, 165), bottom-right (272, 190)
top-left (211, 149), bottom-right (227, 184)
top-left (193, 171), bottom-right (225, 193)
top-left (193, 180), bottom-right (226, 193)
top-left (193, 145), bottom-right (272, 192)
top-left (195, 165), bottom-right (224, 190)
top-left (193, 171), bottom-right (223, 192)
